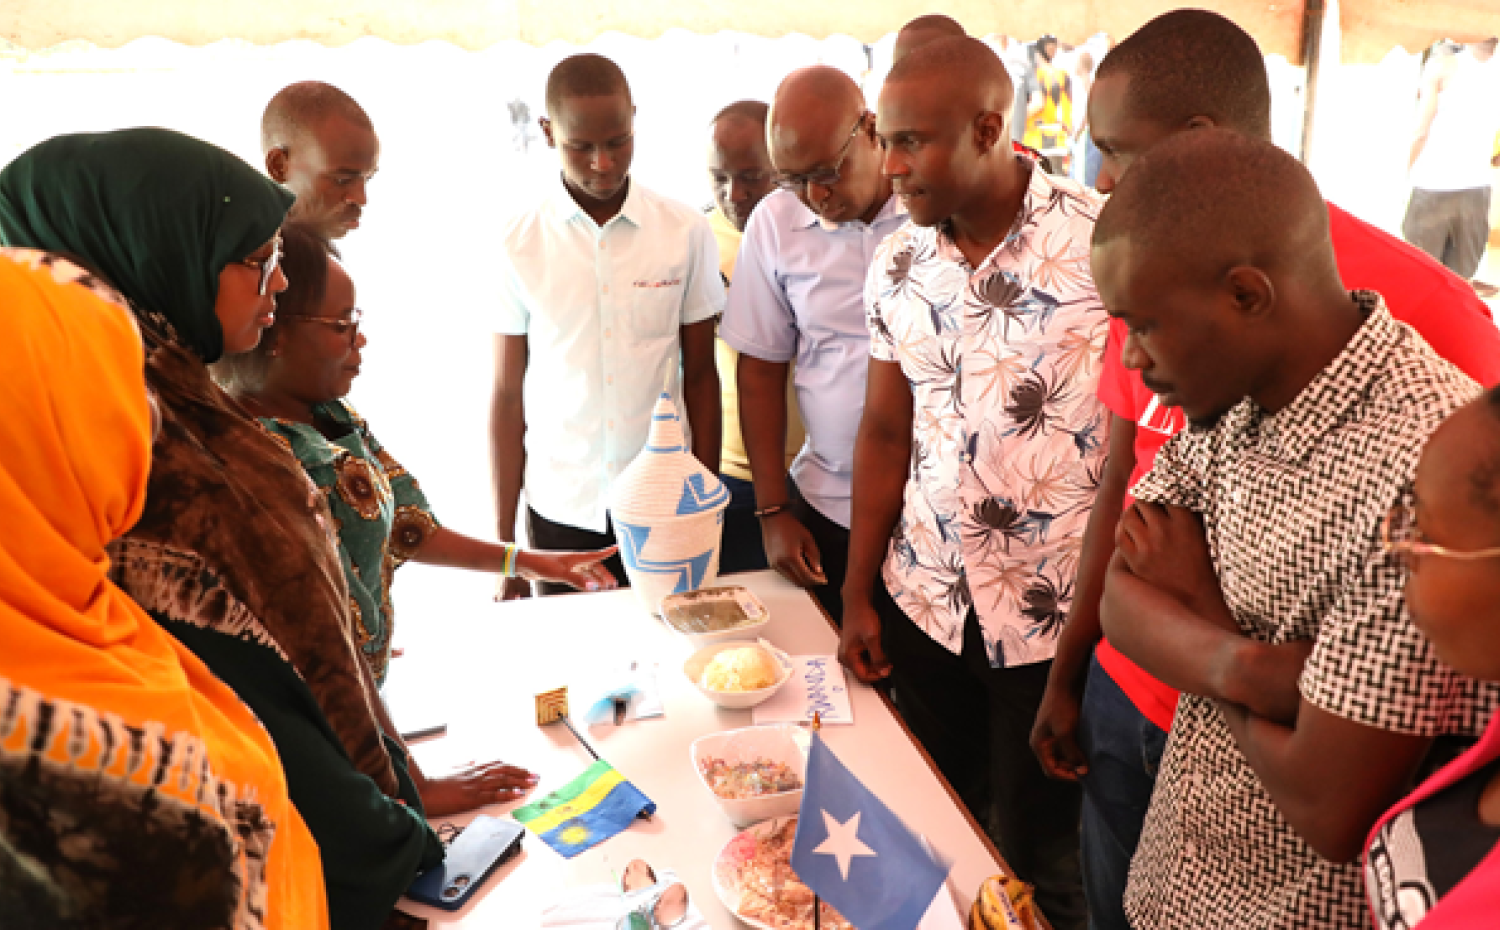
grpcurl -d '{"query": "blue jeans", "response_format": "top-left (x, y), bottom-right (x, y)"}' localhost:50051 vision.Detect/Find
top-left (1076, 655), bottom-right (1168, 930)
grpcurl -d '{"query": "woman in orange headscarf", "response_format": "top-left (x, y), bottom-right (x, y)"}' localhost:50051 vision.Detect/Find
top-left (0, 249), bottom-right (328, 929)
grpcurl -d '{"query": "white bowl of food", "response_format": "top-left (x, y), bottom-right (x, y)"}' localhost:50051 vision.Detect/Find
top-left (690, 725), bottom-right (808, 827)
top-left (684, 640), bottom-right (793, 710)
top-left (659, 585), bottom-right (770, 648)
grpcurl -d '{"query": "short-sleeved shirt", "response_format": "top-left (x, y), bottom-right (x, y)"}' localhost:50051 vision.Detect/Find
top-left (260, 400), bottom-right (437, 687)
top-left (494, 176), bottom-right (725, 533)
top-left (709, 205), bottom-right (805, 483)
top-left (1122, 295), bottom-right (1500, 930)
top-left (720, 189), bottom-right (908, 528)
top-left (866, 162), bottom-right (1109, 666)
top-left (1094, 200), bottom-right (1500, 732)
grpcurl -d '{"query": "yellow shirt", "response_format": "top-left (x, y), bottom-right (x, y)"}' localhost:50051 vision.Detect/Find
top-left (708, 207), bottom-right (805, 482)
top-left (1023, 62), bottom-right (1074, 155)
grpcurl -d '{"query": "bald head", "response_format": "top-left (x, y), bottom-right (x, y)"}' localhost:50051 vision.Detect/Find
top-left (261, 81), bottom-right (372, 155)
top-left (771, 66), bottom-right (867, 145)
top-left (893, 14), bottom-right (966, 63)
top-left (1096, 129), bottom-right (1329, 278)
top-left (886, 36), bottom-right (1013, 115)
top-left (769, 66), bottom-right (887, 225)
top-left (262, 81), bottom-right (378, 240)
top-left (1096, 9), bottom-right (1272, 140)
top-left (878, 38), bottom-right (1024, 228)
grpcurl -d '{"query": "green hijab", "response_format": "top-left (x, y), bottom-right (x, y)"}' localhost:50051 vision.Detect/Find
top-left (0, 127), bottom-right (293, 363)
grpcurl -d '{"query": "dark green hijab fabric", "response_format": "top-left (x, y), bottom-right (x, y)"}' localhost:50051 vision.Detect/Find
top-left (0, 127), bottom-right (293, 363)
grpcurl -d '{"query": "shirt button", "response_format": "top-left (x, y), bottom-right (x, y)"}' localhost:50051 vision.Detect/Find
top-left (602, 285), bottom-right (610, 294)
top-left (607, 375), bottom-right (614, 385)
top-left (604, 329), bottom-right (613, 338)
top-left (607, 420), bottom-right (615, 430)
top-left (599, 241), bottom-right (606, 250)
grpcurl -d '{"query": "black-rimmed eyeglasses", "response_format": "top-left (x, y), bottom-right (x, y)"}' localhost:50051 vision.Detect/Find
top-left (773, 113), bottom-right (868, 192)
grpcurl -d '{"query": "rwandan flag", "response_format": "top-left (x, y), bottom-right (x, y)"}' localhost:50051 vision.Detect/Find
top-left (512, 760), bottom-right (656, 858)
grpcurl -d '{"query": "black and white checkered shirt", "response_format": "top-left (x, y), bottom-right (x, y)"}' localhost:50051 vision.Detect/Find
top-left (1123, 293), bottom-right (1500, 930)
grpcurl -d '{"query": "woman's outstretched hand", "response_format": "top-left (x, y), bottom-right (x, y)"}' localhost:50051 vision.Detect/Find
top-left (516, 546), bottom-right (620, 592)
top-left (419, 760), bottom-right (540, 817)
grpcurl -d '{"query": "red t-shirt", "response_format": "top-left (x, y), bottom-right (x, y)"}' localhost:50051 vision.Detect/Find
top-left (1095, 201), bottom-right (1500, 732)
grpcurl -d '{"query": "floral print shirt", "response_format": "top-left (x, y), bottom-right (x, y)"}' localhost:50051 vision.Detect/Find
top-left (866, 161), bottom-right (1109, 667)
top-left (260, 401), bottom-right (438, 686)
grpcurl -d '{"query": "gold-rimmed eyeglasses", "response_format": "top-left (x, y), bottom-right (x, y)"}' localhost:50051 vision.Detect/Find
top-left (239, 240), bottom-right (283, 296)
top-left (1381, 500), bottom-right (1500, 564)
top-left (281, 307), bottom-right (363, 345)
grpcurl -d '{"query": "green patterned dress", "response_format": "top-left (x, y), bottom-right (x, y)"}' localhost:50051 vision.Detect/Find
top-left (260, 400), bottom-right (438, 687)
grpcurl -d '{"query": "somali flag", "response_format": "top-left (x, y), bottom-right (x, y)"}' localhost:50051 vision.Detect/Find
top-left (512, 760), bottom-right (656, 858)
top-left (791, 732), bottom-right (948, 930)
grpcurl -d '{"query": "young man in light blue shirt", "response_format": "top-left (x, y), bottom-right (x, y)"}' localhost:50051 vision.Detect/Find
top-left (720, 65), bottom-right (907, 623)
top-left (491, 54), bottom-right (723, 597)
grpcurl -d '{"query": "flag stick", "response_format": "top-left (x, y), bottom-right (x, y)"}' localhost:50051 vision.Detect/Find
top-left (813, 710), bottom-right (822, 930)
top-left (536, 688), bottom-right (650, 820)
top-left (560, 715), bottom-right (602, 761)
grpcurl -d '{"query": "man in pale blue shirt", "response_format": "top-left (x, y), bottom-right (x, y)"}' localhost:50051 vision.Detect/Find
top-left (491, 54), bottom-right (723, 597)
top-left (720, 65), bottom-right (906, 623)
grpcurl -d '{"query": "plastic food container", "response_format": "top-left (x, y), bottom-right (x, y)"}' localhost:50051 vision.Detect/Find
top-left (659, 585), bottom-right (770, 647)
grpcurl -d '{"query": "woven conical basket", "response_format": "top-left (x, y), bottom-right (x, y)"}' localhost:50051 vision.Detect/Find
top-left (610, 393), bottom-right (730, 613)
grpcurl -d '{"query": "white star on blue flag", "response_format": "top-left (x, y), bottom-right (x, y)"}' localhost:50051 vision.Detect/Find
top-left (791, 732), bottom-right (949, 930)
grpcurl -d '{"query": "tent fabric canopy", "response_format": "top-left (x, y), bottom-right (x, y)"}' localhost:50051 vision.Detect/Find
top-left (6, 0), bottom-right (1303, 56)
top-left (1340, 0), bottom-right (1500, 63)
top-left (0, 1), bottom-right (1494, 63)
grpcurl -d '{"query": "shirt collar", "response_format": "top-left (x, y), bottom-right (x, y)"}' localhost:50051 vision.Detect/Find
top-left (934, 155), bottom-right (1051, 270)
top-left (1255, 291), bottom-right (1397, 462)
top-left (788, 189), bottom-right (906, 231)
top-left (546, 173), bottom-right (641, 230)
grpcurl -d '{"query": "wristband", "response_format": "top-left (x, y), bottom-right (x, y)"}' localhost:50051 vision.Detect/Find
top-left (754, 503), bottom-right (788, 519)
top-left (501, 543), bottom-right (519, 576)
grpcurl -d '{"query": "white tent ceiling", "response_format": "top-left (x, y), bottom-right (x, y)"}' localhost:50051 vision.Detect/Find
top-left (2, 2), bottom-right (1496, 63)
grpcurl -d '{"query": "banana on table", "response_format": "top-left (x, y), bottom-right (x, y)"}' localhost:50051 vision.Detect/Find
top-left (968, 874), bottom-right (1043, 930)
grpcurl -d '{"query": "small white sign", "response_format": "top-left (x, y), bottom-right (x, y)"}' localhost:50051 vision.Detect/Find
top-left (752, 655), bottom-right (854, 726)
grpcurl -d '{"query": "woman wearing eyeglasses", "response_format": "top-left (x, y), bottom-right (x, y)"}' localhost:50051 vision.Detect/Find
top-left (0, 129), bottom-right (444, 930)
top-left (215, 221), bottom-right (618, 816)
top-left (1364, 390), bottom-right (1500, 930)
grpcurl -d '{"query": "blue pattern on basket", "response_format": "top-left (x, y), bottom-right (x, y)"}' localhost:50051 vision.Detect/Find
top-left (616, 515), bottom-right (725, 593)
top-left (677, 473), bottom-right (731, 516)
top-left (645, 395), bottom-right (687, 453)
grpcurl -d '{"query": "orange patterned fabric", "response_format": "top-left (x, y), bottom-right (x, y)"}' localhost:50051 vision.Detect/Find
top-left (0, 250), bottom-right (327, 929)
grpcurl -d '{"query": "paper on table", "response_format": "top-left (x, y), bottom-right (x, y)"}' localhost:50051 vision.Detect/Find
top-left (751, 655), bottom-right (853, 726)
top-left (577, 661), bottom-right (664, 724)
